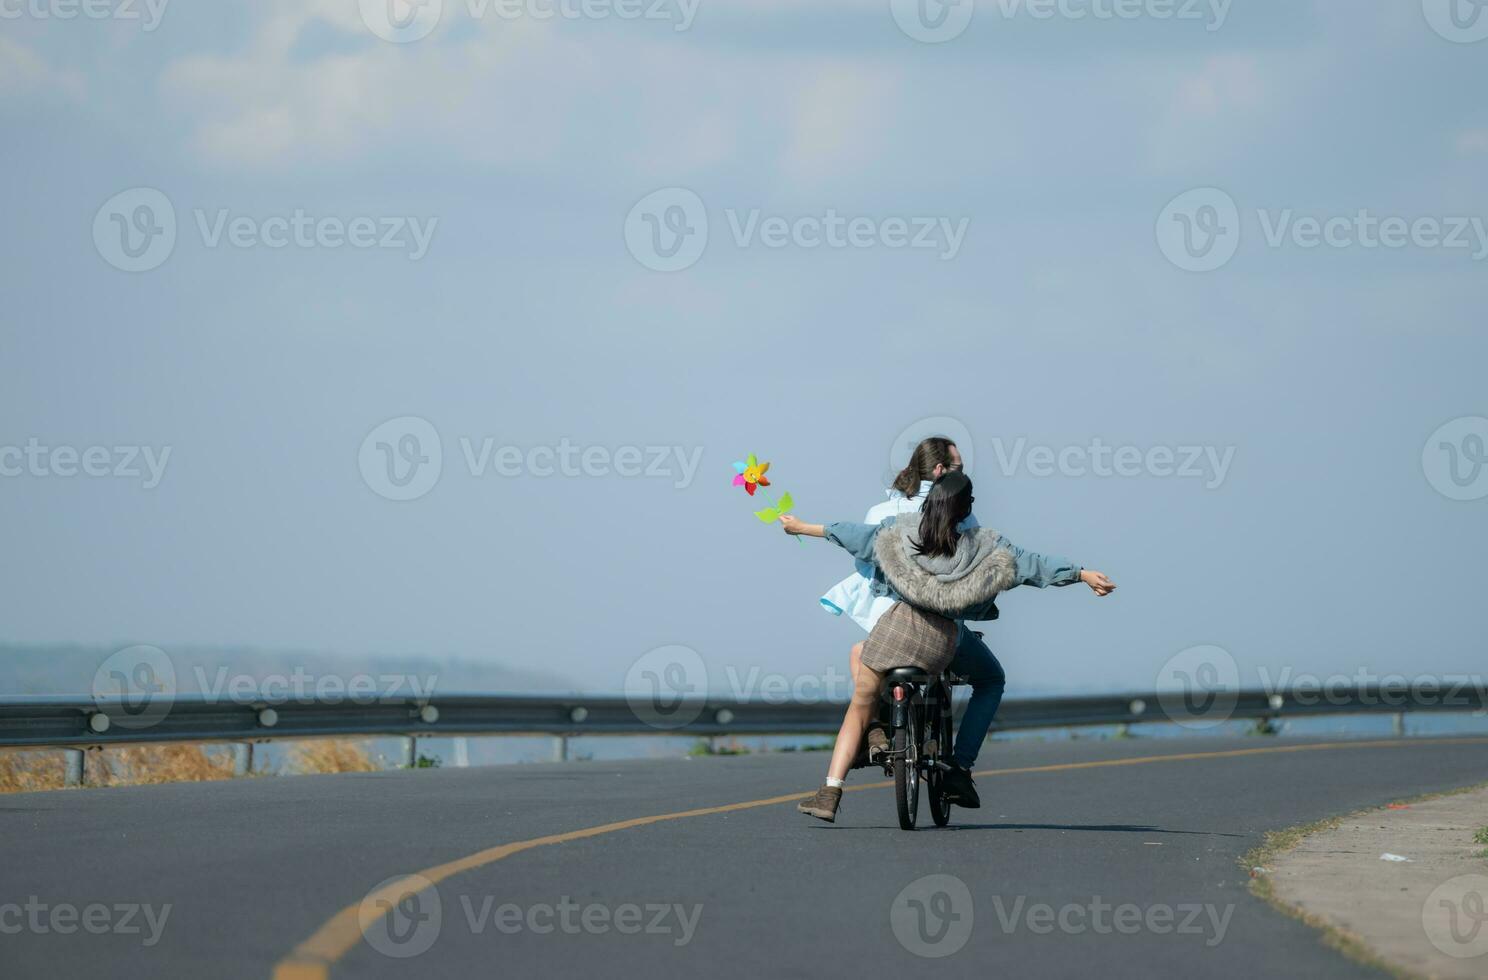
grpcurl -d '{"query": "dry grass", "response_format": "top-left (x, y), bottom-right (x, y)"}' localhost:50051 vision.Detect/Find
top-left (90, 744), bottom-right (237, 787)
top-left (286, 740), bottom-right (378, 775)
top-left (0, 752), bottom-right (68, 793)
top-left (1, 739), bottom-right (382, 794)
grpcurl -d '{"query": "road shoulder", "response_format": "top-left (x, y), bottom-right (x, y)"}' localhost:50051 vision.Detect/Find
top-left (1247, 783), bottom-right (1488, 979)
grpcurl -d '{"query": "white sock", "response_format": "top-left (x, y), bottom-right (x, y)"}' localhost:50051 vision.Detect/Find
top-left (825, 777), bottom-right (845, 788)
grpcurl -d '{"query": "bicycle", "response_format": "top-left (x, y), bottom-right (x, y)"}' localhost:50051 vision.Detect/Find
top-left (875, 667), bottom-right (965, 830)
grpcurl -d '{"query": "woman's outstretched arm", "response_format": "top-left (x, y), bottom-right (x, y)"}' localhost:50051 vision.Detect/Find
top-left (1000, 535), bottom-right (1116, 596)
top-left (780, 516), bottom-right (886, 563)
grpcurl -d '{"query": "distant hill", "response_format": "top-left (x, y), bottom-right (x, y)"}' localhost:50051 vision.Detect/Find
top-left (0, 643), bottom-right (575, 698)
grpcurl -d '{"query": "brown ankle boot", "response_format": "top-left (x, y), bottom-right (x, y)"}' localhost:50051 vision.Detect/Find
top-left (796, 784), bottom-right (842, 822)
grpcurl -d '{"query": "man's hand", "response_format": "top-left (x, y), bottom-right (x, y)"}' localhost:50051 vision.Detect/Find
top-left (1080, 569), bottom-right (1116, 596)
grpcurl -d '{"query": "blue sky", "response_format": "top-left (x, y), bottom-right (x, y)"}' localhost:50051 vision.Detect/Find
top-left (2, 0), bottom-right (1485, 698)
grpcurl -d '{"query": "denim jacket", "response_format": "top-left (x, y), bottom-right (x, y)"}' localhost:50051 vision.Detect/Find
top-left (823, 517), bottom-right (1080, 622)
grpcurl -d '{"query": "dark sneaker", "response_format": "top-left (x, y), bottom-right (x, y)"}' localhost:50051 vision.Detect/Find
top-left (866, 725), bottom-right (890, 763)
top-left (941, 765), bottom-right (981, 808)
top-left (797, 784), bottom-right (842, 822)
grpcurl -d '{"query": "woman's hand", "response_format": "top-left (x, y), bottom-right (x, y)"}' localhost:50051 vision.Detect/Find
top-left (1080, 569), bottom-right (1116, 596)
top-left (779, 515), bottom-right (825, 538)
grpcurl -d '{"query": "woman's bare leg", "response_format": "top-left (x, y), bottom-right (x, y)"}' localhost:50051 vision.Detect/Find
top-left (826, 664), bottom-right (882, 782)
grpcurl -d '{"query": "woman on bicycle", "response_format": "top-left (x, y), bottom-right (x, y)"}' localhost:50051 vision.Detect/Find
top-left (818, 436), bottom-right (998, 807)
top-left (780, 471), bottom-right (1115, 822)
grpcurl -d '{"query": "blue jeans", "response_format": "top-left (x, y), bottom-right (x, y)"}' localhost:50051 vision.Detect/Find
top-left (948, 625), bottom-right (1005, 769)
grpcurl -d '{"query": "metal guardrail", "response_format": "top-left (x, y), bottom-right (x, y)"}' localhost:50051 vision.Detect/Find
top-left (2, 683), bottom-right (1485, 785)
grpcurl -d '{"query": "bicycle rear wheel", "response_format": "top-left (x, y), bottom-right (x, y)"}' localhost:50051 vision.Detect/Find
top-left (893, 703), bottom-right (921, 830)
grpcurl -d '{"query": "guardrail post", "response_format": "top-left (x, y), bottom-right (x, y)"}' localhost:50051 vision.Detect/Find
top-left (63, 749), bottom-right (85, 787)
top-left (1392, 712), bottom-right (1405, 737)
top-left (553, 735), bottom-right (569, 763)
top-left (404, 736), bottom-right (417, 769)
top-left (452, 737), bottom-right (469, 768)
top-left (231, 742), bottom-right (253, 777)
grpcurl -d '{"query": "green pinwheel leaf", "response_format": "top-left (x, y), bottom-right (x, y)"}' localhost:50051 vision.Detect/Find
top-left (775, 492), bottom-right (794, 513)
top-left (754, 506), bottom-right (781, 522)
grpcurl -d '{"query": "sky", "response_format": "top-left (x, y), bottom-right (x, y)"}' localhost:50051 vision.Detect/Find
top-left (1, 0), bottom-right (1485, 701)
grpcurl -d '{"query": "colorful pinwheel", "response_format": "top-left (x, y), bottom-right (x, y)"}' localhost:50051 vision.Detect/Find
top-left (732, 453), bottom-right (801, 544)
top-left (732, 454), bottom-right (771, 496)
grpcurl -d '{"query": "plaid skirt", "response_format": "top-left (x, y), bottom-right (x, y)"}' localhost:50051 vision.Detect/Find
top-left (859, 601), bottom-right (959, 675)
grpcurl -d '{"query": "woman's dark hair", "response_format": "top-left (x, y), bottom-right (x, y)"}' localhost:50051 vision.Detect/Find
top-left (892, 436), bottom-right (959, 498)
top-left (912, 472), bottom-right (974, 559)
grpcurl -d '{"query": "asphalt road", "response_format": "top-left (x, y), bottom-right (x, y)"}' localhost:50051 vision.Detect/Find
top-left (3, 734), bottom-right (1487, 979)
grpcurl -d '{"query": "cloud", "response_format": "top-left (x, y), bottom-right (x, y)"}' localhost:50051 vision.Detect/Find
top-left (0, 37), bottom-right (85, 102)
top-left (1457, 130), bottom-right (1488, 156)
top-left (780, 62), bottom-right (902, 185)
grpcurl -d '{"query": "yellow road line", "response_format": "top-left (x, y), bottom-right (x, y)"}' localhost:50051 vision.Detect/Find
top-left (271, 736), bottom-right (1488, 979)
